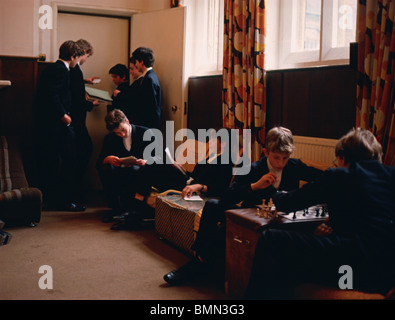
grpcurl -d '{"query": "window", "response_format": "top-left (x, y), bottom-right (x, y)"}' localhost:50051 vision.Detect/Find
top-left (267, 0), bottom-right (357, 70)
top-left (185, 0), bottom-right (224, 76)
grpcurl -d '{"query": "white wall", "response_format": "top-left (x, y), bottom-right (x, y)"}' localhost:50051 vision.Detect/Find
top-left (0, 0), bottom-right (170, 58)
top-left (0, 0), bottom-right (37, 56)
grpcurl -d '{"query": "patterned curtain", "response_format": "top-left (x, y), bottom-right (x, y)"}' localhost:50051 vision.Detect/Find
top-left (222, 0), bottom-right (266, 162)
top-left (356, 0), bottom-right (395, 165)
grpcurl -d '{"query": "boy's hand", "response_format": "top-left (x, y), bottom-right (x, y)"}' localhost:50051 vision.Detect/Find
top-left (251, 172), bottom-right (277, 191)
top-left (103, 156), bottom-right (122, 166)
top-left (314, 223), bottom-right (333, 236)
top-left (134, 159), bottom-right (147, 166)
top-left (182, 184), bottom-right (201, 198)
top-left (61, 114), bottom-right (72, 126)
top-left (84, 77), bottom-right (101, 84)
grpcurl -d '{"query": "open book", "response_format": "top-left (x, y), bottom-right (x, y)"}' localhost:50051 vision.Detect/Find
top-left (165, 147), bottom-right (187, 176)
top-left (85, 86), bottom-right (113, 103)
top-left (119, 155), bottom-right (138, 167)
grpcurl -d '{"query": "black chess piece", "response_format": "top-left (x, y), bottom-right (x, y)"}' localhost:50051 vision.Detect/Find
top-left (321, 205), bottom-right (328, 217)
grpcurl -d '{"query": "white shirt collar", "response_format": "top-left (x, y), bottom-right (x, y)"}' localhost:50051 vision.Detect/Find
top-left (123, 124), bottom-right (132, 152)
top-left (59, 59), bottom-right (70, 70)
top-left (142, 67), bottom-right (153, 77)
top-left (267, 158), bottom-right (282, 189)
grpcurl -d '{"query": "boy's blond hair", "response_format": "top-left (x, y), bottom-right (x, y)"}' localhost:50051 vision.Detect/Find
top-left (265, 126), bottom-right (295, 154)
top-left (76, 39), bottom-right (94, 56)
top-left (335, 127), bottom-right (383, 164)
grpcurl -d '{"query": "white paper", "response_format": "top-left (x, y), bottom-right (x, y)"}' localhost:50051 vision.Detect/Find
top-left (183, 195), bottom-right (203, 201)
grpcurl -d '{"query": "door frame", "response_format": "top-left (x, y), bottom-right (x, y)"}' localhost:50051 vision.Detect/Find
top-left (47, 2), bottom-right (138, 62)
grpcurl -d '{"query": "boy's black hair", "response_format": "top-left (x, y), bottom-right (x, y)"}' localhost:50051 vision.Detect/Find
top-left (109, 64), bottom-right (130, 81)
top-left (129, 47), bottom-right (155, 68)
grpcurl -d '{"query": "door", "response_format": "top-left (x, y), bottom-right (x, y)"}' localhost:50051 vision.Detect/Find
top-left (57, 12), bottom-right (130, 191)
top-left (131, 7), bottom-right (186, 148)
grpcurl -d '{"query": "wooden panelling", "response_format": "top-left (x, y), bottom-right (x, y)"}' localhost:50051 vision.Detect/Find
top-left (266, 65), bottom-right (357, 139)
top-left (187, 66), bottom-right (357, 141)
top-left (187, 75), bottom-right (223, 138)
top-left (0, 55), bottom-right (41, 184)
top-left (0, 56), bottom-right (38, 135)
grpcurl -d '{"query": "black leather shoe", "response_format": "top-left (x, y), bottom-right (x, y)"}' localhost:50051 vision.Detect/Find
top-left (163, 260), bottom-right (207, 286)
top-left (110, 220), bottom-right (139, 231)
top-left (65, 202), bottom-right (86, 212)
top-left (46, 202), bottom-right (86, 212)
top-left (113, 211), bottom-right (141, 222)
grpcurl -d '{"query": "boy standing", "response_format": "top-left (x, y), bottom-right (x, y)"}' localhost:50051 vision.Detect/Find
top-left (35, 40), bottom-right (86, 211)
top-left (69, 39), bottom-right (99, 201)
top-left (163, 126), bottom-right (323, 285)
top-left (107, 63), bottom-right (131, 114)
top-left (128, 47), bottom-right (162, 130)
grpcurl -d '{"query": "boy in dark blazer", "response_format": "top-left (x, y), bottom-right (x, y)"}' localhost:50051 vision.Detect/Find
top-left (128, 47), bottom-right (162, 130)
top-left (69, 39), bottom-right (100, 200)
top-left (35, 40), bottom-right (85, 211)
top-left (96, 109), bottom-right (186, 228)
top-left (96, 109), bottom-right (159, 216)
top-left (163, 127), bottom-right (323, 285)
top-left (107, 63), bottom-right (131, 114)
top-left (245, 128), bottom-right (395, 299)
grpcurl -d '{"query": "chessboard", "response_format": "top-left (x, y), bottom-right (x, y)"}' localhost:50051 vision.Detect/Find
top-left (278, 204), bottom-right (328, 221)
top-left (255, 199), bottom-right (328, 222)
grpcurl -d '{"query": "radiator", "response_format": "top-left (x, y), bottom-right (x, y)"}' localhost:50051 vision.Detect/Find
top-left (292, 135), bottom-right (337, 164)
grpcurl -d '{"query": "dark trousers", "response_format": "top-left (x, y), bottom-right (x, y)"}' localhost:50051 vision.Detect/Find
top-left (37, 125), bottom-right (78, 207)
top-left (74, 126), bottom-right (93, 196)
top-left (97, 162), bottom-right (188, 213)
top-left (192, 199), bottom-right (231, 275)
top-left (98, 164), bottom-right (141, 213)
top-left (244, 229), bottom-right (395, 299)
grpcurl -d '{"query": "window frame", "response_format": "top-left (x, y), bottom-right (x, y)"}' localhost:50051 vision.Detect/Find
top-left (277, 0), bottom-right (356, 70)
top-left (187, 0), bottom-right (224, 76)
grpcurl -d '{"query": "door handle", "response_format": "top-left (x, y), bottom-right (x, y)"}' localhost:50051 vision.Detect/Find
top-left (171, 105), bottom-right (178, 112)
top-left (233, 236), bottom-right (250, 245)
